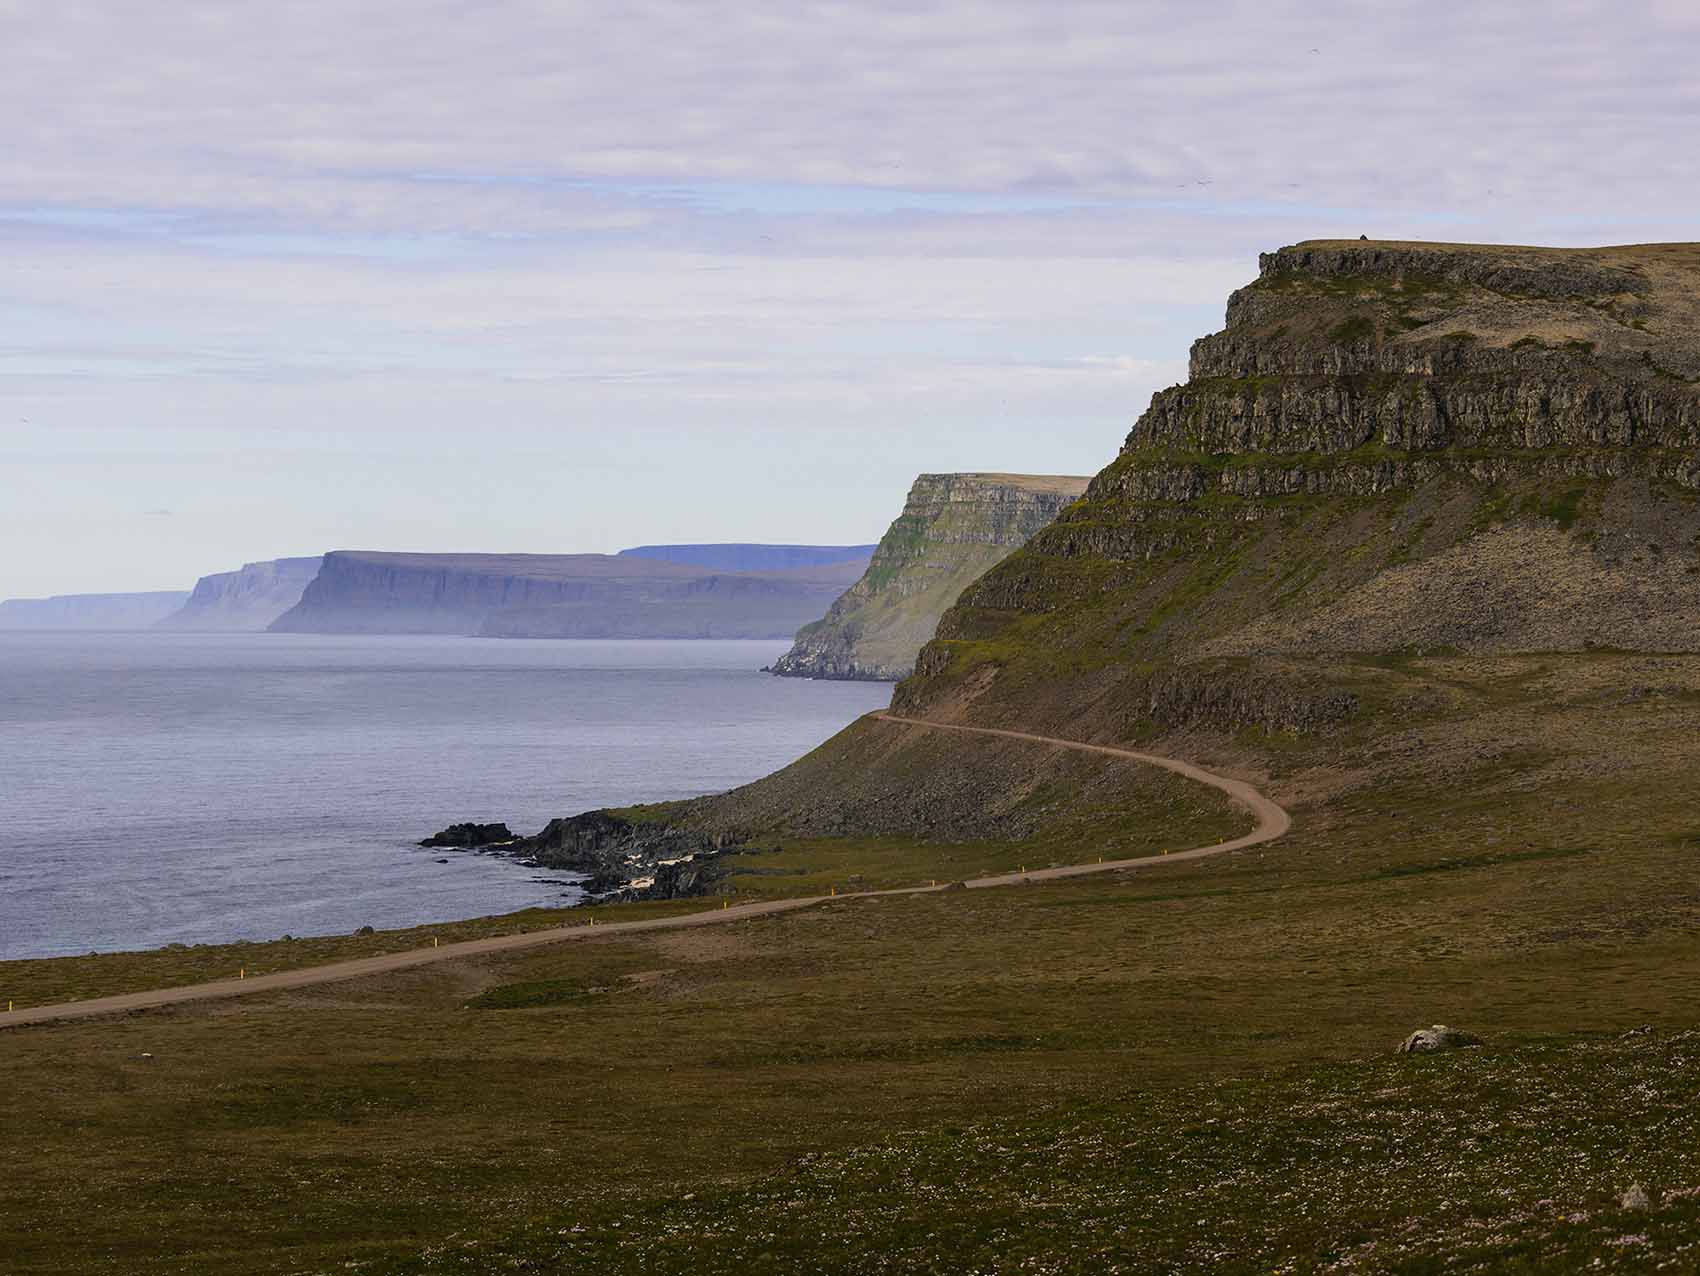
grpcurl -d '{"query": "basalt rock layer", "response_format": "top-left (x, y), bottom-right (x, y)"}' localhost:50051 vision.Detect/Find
top-left (770, 473), bottom-right (1088, 681)
top-left (891, 239), bottom-right (1700, 739)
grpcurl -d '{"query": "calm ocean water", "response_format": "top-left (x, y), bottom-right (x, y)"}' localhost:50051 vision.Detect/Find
top-left (0, 633), bottom-right (890, 959)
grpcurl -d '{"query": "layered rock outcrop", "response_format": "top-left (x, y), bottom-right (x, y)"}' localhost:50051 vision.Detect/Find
top-left (894, 239), bottom-right (1700, 735)
top-left (157, 556), bottom-right (323, 631)
top-left (770, 473), bottom-right (1088, 681)
top-left (269, 549), bottom-right (871, 639)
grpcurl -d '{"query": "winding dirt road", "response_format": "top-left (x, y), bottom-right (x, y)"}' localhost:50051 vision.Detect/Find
top-left (2, 713), bottom-right (1289, 1029)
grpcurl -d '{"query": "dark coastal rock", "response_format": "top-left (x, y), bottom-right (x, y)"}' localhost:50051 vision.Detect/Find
top-left (419, 821), bottom-right (516, 848)
top-left (452, 808), bottom-right (750, 903)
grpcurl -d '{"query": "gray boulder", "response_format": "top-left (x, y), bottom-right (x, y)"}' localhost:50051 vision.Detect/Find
top-left (1398, 1024), bottom-right (1484, 1054)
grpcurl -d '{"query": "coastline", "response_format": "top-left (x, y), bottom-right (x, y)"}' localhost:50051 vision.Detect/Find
top-left (0, 632), bottom-right (890, 960)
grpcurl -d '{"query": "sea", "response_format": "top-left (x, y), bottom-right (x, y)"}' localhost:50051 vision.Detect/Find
top-left (0, 633), bottom-right (890, 960)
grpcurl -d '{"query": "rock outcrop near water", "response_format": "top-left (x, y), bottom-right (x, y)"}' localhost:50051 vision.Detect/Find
top-left (468, 809), bottom-right (742, 900)
top-left (419, 822), bottom-right (515, 849)
top-left (770, 473), bottom-right (1088, 681)
top-left (0, 591), bottom-right (190, 630)
top-left (157, 556), bottom-right (323, 631)
top-left (886, 239), bottom-right (1700, 737)
top-left (270, 549), bottom-right (871, 638)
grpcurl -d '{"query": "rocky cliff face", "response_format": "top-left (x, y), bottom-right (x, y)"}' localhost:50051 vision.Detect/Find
top-left (892, 239), bottom-right (1700, 737)
top-left (0, 591), bottom-right (189, 630)
top-left (157, 556), bottom-right (323, 631)
top-left (269, 550), bottom-right (871, 638)
top-left (769, 473), bottom-right (1088, 681)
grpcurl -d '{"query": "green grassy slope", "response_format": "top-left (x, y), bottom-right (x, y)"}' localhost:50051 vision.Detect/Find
top-left (6, 653), bottom-right (1700, 1272)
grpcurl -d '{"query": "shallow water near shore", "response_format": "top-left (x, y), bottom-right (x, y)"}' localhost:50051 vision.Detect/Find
top-left (0, 632), bottom-right (889, 959)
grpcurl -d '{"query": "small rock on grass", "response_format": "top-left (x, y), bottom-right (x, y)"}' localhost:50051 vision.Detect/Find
top-left (1397, 1024), bottom-right (1484, 1054)
top-left (1622, 1184), bottom-right (1653, 1211)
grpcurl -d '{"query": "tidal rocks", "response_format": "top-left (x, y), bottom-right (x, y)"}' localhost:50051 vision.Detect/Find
top-left (419, 822), bottom-right (516, 848)
top-left (486, 809), bottom-right (743, 902)
top-left (1397, 1024), bottom-right (1484, 1054)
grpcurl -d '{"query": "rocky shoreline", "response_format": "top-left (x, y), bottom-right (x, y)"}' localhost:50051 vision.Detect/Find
top-left (420, 810), bottom-right (743, 903)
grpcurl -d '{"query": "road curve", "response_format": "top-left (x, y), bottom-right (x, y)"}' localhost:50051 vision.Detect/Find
top-left (3, 713), bottom-right (1289, 1029)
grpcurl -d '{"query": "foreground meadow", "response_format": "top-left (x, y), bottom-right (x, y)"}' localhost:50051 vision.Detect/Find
top-left (4, 654), bottom-right (1700, 1273)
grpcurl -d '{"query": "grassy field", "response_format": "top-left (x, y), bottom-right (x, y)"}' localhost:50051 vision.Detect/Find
top-left (0, 899), bottom-right (719, 1009)
top-left (4, 653), bottom-right (1700, 1272)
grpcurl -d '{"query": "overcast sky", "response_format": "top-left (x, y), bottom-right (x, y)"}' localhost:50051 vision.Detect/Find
top-left (4, 0), bottom-right (1698, 596)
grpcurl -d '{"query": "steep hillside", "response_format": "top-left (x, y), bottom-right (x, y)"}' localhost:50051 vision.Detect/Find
top-left (0, 591), bottom-right (189, 630)
top-left (157, 556), bottom-right (323, 631)
top-left (618, 544), bottom-right (877, 571)
top-left (269, 550), bottom-right (870, 638)
top-left (769, 473), bottom-right (1088, 681)
top-left (605, 239), bottom-right (1700, 853)
top-left (888, 240), bottom-right (1700, 739)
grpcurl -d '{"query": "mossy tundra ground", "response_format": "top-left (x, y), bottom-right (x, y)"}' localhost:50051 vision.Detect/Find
top-left (5, 653), bottom-right (1700, 1272)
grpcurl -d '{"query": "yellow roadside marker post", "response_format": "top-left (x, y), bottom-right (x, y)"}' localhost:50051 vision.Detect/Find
top-left (239, 968), bottom-right (245, 980)
top-left (433, 936), bottom-right (438, 948)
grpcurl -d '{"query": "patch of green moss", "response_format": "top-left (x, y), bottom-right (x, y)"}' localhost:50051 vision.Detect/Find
top-left (1522, 484), bottom-right (1589, 531)
top-left (466, 977), bottom-right (605, 1010)
top-left (1328, 315), bottom-right (1376, 344)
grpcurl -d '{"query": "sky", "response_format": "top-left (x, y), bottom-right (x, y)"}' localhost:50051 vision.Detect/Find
top-left (3, 1), bottom-right (1699, 597)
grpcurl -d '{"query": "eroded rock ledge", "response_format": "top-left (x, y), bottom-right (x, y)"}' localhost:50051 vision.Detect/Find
top-left (423, 809), bottom-right (744, 902)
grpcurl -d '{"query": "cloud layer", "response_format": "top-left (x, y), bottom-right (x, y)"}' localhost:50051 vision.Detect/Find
top-left (3, 1), bottom-right (1698, 593)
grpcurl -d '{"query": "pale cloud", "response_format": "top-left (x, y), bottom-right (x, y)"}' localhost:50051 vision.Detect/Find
top-left (1, 0), bottom-right (1696, 594)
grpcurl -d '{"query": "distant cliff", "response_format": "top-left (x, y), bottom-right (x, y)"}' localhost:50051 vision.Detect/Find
top-left (618, 544), bottom-right (877, 572)
top-left (157, 557), bottom-right (323, 631)
top-left (769, 473), bottom-right (1089, 681)
top-left (0, 591), bottom-right (189, 630)
top-left (269, 550), bottom-right (873, 638)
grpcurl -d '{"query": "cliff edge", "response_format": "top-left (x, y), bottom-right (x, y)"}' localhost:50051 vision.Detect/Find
top-left (157, 556), bottom-right (324, 631)
top-left (769, 473), bottom-right (1088, 681)
top-left (269, 550), bottom-right (872, 639)
top-left (892, 238), bottom-right (1700, 736)
top-left (0, 591), bottom-right (190, 630)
